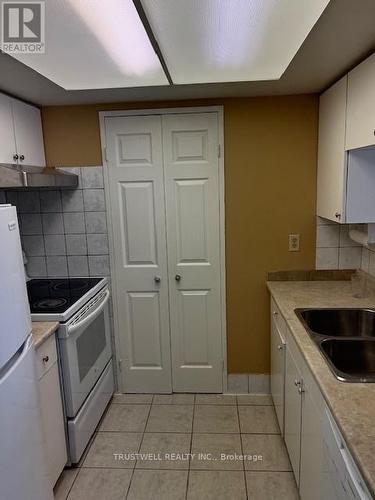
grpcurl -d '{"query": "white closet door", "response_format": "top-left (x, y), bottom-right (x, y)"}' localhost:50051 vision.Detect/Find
top-left (105, 115), bottom-right (172, 393)
top-left (162, 113), bottom-right (222, 392)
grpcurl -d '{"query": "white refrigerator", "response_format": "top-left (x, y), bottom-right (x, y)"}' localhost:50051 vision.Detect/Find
top-left (0, 205), bottom-right (53, 500)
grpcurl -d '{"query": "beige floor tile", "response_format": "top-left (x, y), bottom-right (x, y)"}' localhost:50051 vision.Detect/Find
top-left (112, 393), bottom-right (153, 404)
top-left (146, 405), bottom-right (193, 433)
top-left (195, 394), bottom-right (237, 405)
top-left (127, 470), bottom-right (188, 500)
top-left (153, 394), bottom-right (195, 405)
top-left (245, 471), bottom-right (299, 499)
top-left (193, 405), bottom-right (239, 433)
top-left (241, 434), bottom-right (291, 471)
top-left (100, 404), bottom-right (150, 432)
top-left (190, 433), bottom-right (243, 470)
top-left (136, 432), bottom-right (191, 469)
top-left (83, 432), bottom-right (142, 468)
top-left (237, 394), bottom-right (273, 406)
top-left (187, 470), bottom-right (247, 500)
top-left (54, 468), bottom-right (79, 500)
top-left (239, 406), bottom-right (280, 434)
top-left (67, 468), bottom-right (132, 500)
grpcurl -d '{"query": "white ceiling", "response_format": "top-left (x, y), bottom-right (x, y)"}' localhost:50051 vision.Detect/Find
top-left (141, 0), bottom-right (330, 84)
top-left (0, 0), bottom-right (374, 106)
top-left (12, 0), bottom-right (168, 89)
top-left (9, 0), bottom-right (329, 90)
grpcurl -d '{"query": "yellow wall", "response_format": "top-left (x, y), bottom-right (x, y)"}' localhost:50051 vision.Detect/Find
top-left (42, 96), bottom-right (318, 373)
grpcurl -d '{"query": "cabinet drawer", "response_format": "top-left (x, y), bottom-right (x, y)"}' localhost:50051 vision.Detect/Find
top-left (35, 334), bottom-right (57, 380)
top-left (271, 297), bottom-right (286, 339)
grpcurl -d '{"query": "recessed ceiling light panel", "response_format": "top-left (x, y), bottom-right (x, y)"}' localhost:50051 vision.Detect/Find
top-left (10, 0), bottom-right (168, 90)
top-left (141, 0), bottom-right (330, 84)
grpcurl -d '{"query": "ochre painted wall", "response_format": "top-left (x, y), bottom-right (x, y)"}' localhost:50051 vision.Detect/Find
top-left (42, 96), bottom-right (318, 373)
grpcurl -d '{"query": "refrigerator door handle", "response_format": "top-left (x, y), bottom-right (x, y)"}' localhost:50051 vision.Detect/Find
top-left (0, 336), bottom-right (32, 382)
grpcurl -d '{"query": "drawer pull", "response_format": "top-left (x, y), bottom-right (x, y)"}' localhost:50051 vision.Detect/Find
top-left (294, 379), bottom-right (301, 387)
top-left (277, 344), bottom-right (284, 351)
top-left (42, 355), bottom-right (49, 363)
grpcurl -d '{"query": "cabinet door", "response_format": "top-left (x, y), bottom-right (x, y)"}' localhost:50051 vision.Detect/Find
top-left (12, 99), bottom-right (45, 167)
top-left (346, 53), bottom-right (375, 150)
top-left (39, 362), bottom-right (67, 486)
top-left (284, 347), bottom-right (302, 486)
top-left (270, 311), bottom-right (285, 435)
top-left (317, 76), bottom-right (347, 223)
top-left (0, 93), bottom-right (17, 164)
top-left (299, 382), bottom-right (324, 500)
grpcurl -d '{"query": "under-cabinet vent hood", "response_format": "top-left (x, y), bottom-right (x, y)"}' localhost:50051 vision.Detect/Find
top-left (0, 164), bottom-right (78, 188)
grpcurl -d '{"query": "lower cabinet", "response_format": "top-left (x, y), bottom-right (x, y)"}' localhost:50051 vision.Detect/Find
top-left (36, 334), bottom-right (67, 486)
top-left (270, 296), bottom-right (370, 500)
top-left (284, 346), bottom-right (303, 485)
top-left (270, 299), bottom-right (286, 435)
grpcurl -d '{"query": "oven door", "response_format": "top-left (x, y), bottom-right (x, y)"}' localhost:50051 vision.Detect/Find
top-left (58, 287), bottom-right (112, 418)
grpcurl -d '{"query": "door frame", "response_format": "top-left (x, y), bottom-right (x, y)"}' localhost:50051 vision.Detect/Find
top-left (99, 106), bottom-right (227, 393)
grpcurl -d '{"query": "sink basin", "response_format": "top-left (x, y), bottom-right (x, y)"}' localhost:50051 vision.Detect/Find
top-left (296, 308), bottom-right (375, 338)
top-left (295, 308), bottom-right (375, 382)
top-left (320, 339), bottom-right (375, 382)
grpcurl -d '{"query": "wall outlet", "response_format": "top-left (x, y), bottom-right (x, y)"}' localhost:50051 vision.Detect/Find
top-left (289, 234), bottom-right (300, 252)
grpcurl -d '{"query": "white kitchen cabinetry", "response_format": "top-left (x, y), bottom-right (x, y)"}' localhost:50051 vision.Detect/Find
top-left (270, 299), bottom-right (286, 435)
top-left (0, 94), bottom-right (17, 164)
top-left (12, 98), bottom-right (45, 167)
top-left (346, 53), bottom-right (375, 151)
top-left (316, 76), bottom-right (347, 223)
top-left (284, 342), bottom-right (303, 485)
top-left (0, 92), bottom-right (45, 167)
top-left (36, 335), bottom-right (67, 487)
top-left (317, 73), bottom-right (375, 224)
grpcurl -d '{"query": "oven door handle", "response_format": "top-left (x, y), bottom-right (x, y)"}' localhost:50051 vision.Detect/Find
top-left (67, 289), bottom-right (110, 336)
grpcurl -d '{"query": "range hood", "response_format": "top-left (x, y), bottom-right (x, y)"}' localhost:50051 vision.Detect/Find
top-left (0, 164), bottom-right (78, 188)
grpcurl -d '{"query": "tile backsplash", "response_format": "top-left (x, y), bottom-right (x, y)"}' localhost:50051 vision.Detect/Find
top-left (316, 216), bottom-right (375, 278)
top-left (0, 167), bottom-right (110, 278)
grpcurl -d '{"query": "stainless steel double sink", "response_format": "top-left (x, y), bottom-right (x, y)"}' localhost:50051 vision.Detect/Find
top-left (295, 308), bottom-right (375, 382)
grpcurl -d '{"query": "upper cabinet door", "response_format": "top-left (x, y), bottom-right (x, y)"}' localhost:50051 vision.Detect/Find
top-left (12, 99), bottom-right (45, 167)
top-left (346, 53), bottom-right (375, 150)
top-left (317, 76), bottom-right (347, 223)
top-left (0, 94), bottom-right (17, 164)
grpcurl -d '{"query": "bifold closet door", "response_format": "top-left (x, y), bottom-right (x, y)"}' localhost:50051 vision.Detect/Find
top-left (105, 115), bottom-right (172, 393)
top-left (162, 113), bottom-right (223, 392)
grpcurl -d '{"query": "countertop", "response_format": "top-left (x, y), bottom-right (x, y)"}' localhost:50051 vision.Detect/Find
top-left (31, 321), bottom-right (59, 348)
top-left (267, 280), bottom-right (375, 497)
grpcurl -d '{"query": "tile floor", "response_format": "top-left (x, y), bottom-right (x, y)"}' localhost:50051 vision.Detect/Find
top-left (54, 394), bottom-right (299, 500)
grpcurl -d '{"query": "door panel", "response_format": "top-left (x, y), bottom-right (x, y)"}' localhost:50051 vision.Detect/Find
top-left (162, 113), bottom-right (222, 392)
top-left (105, 115), bottom-right (172, 393)
top-left (270, 313), bottom-right (286, 436)
top-left (119, 181), bottom-right (158, 266)
top-left (127, 292), bottom-right (162, 367)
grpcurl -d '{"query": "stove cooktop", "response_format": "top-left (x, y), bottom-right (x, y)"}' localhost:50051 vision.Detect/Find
top-left (27, 278), bottom-right (103, 314)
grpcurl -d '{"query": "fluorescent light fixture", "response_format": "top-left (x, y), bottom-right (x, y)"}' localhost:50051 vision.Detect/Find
top-left (10, 0), bottom-right (168, 90)
top-left (141, 0), bottom-right (330, 84)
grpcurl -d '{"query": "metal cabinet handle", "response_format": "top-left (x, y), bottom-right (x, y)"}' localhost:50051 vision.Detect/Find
top-left (42, 355), bottom-right (49, 363)
top-left (335, 212), bottom-right (341, 219)
top-left (154, 276), bottom-right (161, 283)
top-left (294, 379), bottom-right (301, 387)
top-left (277, 344), bottom-right (284, 351)
top-left (175, 274), bottom-right (181, 282)
top-left (298, 387), bottom-right (305, 394)
top-left (273, 310), bottom-right (278, 316)
top-left (13, 154), bottom-right (19, 161)
top-left (19, 154), bottom-right (25, 161)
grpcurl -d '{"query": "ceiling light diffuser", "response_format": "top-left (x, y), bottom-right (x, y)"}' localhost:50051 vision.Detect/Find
top-left (141, 0), bottom-right (330, 84)
top-left (9, 0), bottom-right (168, 90)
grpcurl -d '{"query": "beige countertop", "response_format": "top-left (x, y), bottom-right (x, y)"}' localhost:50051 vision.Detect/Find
top-left (31, 321), bottom-right (59, 348)
top-left (267, 280), bottom-right (375, 497)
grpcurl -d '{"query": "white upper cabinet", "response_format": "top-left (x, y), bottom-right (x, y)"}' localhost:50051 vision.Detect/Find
top-left (346, 53), bottom-right (375, 150)
top-left (317, 76), bottom-right (347, 223)
top-left (0, 94), bottom-right (17, 164)
top-left (0, 93), bottom-right (45, 167)
top-left (12, 99), bottom-right (46, 167)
